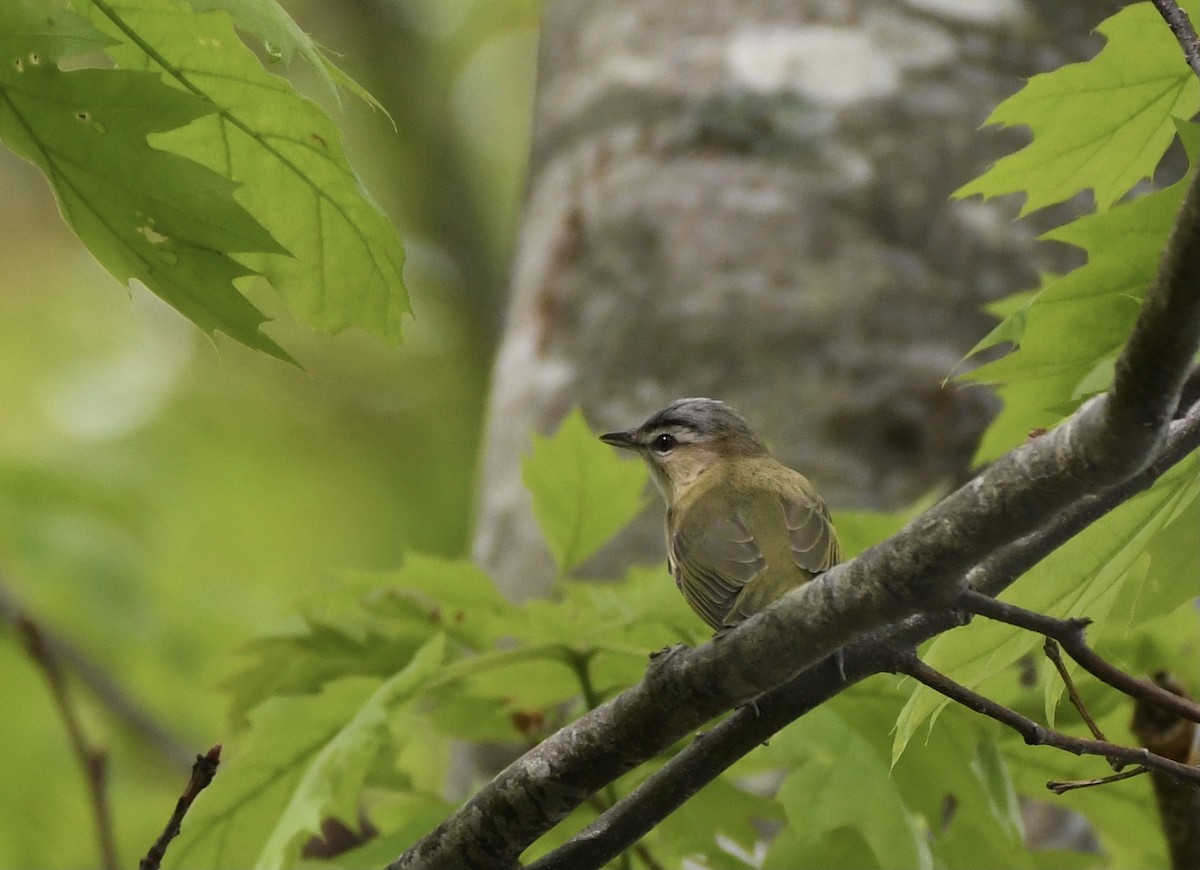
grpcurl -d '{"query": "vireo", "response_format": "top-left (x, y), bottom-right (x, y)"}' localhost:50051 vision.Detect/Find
top-left (601, 398), bottom-right (841, 631)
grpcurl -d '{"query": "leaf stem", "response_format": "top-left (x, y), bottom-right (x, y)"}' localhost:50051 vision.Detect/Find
top-left (1042, 637), bottom-right (1108, 746)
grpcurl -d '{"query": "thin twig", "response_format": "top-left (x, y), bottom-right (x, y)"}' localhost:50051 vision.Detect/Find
top-left (524, 628), bottom-right (940, 870)
top-left (958, 590), bottom-right (1200, 726)
top-left (526, 400), bottom-right (1200, 870)
top-left (899, 656), bottom-right (1200, 788)
top-left (398, 156), bottom-right (1200, 864)
top-left (1043, 638), bottom-right (1108, 743)
top-left (1152, 0), bottom-right (1200, 80)
top-left (0, 580), bottom-right (192, 770)
top-left (139, 745), bottom-right (222, 870)
top-left (17, 617), bottom-right (119, 870)
top-left (1048, 766), bottom-right (1148, 795)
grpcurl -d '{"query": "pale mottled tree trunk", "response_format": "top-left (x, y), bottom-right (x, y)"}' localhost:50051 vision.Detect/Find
top-left (474, 0), bottom-right (1108, 602)
top-left (462, 3), bottom-right (1116, 841)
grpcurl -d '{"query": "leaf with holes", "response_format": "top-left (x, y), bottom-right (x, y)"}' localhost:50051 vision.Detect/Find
top-left (79, 0), bottom-right (408, 343)
top-left (0, 1), bottom-right (290, 357)
top-left (189, 0), bottom-right (392, 117)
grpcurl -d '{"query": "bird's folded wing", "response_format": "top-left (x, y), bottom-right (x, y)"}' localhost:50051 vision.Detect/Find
top-left (672, 508), bottom-right (765, 628)
top-left (782, 494), bottom-right (841, 573)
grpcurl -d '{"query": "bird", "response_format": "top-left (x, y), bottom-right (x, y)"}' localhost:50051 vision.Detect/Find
top-left (600, 398), bottom-right (841, 632)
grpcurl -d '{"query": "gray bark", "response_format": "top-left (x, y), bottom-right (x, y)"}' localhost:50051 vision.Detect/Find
top-left (474, 0), bottom-right (1111, 603)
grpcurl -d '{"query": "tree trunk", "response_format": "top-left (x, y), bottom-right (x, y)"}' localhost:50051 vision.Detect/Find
top-left (474, 0), bottom-right (1110, 603)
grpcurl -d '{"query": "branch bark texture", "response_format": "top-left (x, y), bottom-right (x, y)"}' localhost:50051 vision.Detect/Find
top-left (392, 155), bottom-right (1200, 867)
top-left (473, 0), bottom-right (1111, 607)
top-left (525, 400), bottom-right (1200, 870)
top-left (1131, 673), bottom-right (1200, 870)
top-left (900, 657), bottom-right (1200, 787)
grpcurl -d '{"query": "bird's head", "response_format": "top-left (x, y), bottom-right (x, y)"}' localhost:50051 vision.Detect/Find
top-left (600, 397), bottom-right (768, 502)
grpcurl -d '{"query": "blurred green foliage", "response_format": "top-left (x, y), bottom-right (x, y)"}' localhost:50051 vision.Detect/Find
top-left (0, 0), bottom-right (535, 865)
top-left (1, 1), bottom-right (1198, 869)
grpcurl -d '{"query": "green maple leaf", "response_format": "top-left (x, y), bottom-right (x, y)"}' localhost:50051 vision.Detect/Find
top-left (220, 554), bottom-right (518, 723)
top-left (0, 2), bottom-right (291, 357)
top-left (522, 408), bottom-right (648, 574)
top-left (81, 0), bottom-right (408, 341)
top-left (767, 706), bottom-right (932, 870)
top-left (0, 0), bottom-right (409, 357)
top-left (171, 635), bottom-right (446, 870)
top-left (963, 170), bottom-right (1186, 460)
top-left (957, 2), bottom-right (1199, 214)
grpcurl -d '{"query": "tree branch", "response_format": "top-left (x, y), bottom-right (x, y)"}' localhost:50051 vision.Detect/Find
top-left (524, 614), bottom-right (953, 870)
top-left (899, 657), bottom-right (1200, 788)
top-left (526, 400), bottom-right (1200, 870)
top-left (959, 590), bottom-right (1200, 726)
top-left (0, 579), bottom-right (193, 771)
top-left (392, 154), bottom-right (1200, 868)
top-left (1152, 0), bottom-right (1200, 80)
top-left (16, 617), bottom-right (120, 870)
top-left (1131, 672), bottom-right (1200, 870)
top-left (962, 396), bottom-right (1200, 606)
top-left (139, 745), bottom-right (222, 870)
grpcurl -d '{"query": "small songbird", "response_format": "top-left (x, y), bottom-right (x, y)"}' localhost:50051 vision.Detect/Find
top-left (601, 398), bottom-right (841, 631)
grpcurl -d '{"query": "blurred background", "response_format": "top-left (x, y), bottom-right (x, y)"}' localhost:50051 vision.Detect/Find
top-left (0, 0), bottom-right (1132, 864)
top-left (0, 0), bottom-right (536, 863)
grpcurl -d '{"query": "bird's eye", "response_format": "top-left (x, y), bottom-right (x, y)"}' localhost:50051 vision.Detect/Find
top-left (651, 433), bottom-right (677, 453)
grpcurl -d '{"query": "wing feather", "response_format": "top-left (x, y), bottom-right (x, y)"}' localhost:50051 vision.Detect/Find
top-left (783, 495), bottom-right (841, 574)
top-left (671, 506), bottom-right (765, 629)
top-left (669, 464), bottom-right (841, 630)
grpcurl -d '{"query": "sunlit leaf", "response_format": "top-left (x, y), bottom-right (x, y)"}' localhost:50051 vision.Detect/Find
top-left (346, 552), bottom-right (518, 649)
top-left (0, 0), bottom-right (290, 358)
top-left (222, 556), bottom-right (516, 721)
top-left (253, 635), bottom-right (444, 870)
top-left (523, 408), bottom-right (648, 573)
top-left (171, 636), bottom-right (444, 870)
top-left (970, 735), bottom-right (1024, 843)
top-left (1104, 490), bottom-right (1200, 632)
top-left (964, 173), bottom-right (1186, 462)
top-left (893, 460), bottom-right (1200, 761)
top-left (80, 0), bottom-right (409, 343)
top-left (821, 690), bottom-right (1032, 869)
top-left (963, 287), bottom-right (1041, 362)
top-left (765, 705), bottom-right (931, 870)
top-left (957, 3), bottom-right (1199, 213)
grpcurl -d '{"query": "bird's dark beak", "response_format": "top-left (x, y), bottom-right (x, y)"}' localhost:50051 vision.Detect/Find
top-left (600, 430), bottom-right (639, 450)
